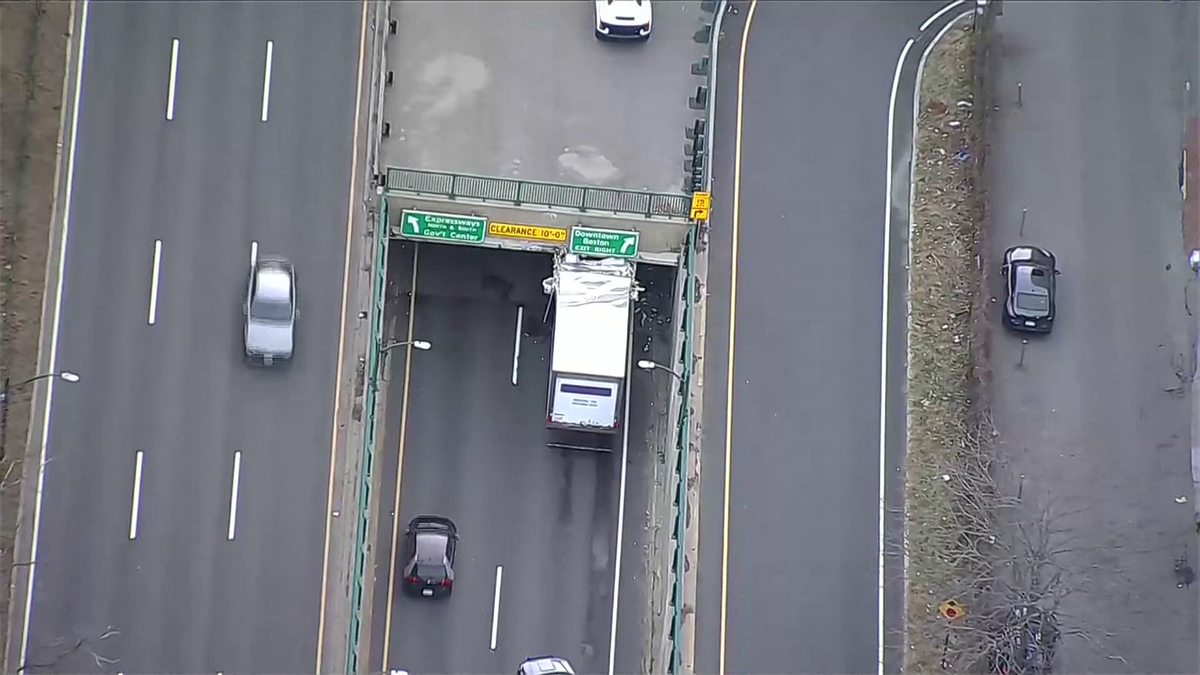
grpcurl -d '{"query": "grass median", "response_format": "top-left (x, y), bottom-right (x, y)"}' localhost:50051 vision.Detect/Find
top-left (903, 16), bottom-right (995, 673)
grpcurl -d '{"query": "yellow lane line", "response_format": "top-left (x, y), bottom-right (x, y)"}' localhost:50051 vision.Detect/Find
top-left (315, 0), bottom-right (369, 671)
top-left (719, 1), bottom-right (759, 673)
top-left (381, 244), bottom-right (421, 669)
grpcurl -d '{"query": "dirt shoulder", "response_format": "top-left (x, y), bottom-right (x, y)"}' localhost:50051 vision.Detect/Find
top-left (0, 0), bottom-right (73, 667)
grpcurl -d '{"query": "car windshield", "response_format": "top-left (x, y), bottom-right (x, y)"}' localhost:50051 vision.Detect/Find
top-left (250, 296), bottom-right (291, 322)
top-left (1015, 291), bottom-right (1049, 314)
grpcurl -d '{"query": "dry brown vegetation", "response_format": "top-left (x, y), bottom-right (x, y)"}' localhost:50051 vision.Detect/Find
top-left (0, 0), bottom-right (72, 666)
top-left (904, 19), bottom-right (990, 672)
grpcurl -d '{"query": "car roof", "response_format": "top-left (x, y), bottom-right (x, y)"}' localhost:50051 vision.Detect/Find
top-left (1014, 265), bottom-right (1051, 295)
top-left (414, 531), bottom-right (449, 564)
top-left (255, 263), bottom-right (292, 299)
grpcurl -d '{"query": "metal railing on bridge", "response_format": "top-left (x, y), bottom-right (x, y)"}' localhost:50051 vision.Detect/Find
top-left (385, 167), bottom-right (692, 221)
top-left (346, 199), bottom-right (388, 675)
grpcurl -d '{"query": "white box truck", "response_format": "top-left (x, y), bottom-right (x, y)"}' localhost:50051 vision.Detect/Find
top-left (542, 253), bottom-right (638, 442)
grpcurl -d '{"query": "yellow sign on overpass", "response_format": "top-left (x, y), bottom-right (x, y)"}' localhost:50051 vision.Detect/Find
top-left (488, 222), bottom-right (568, 243)
top-left (690, 191), bottom-right (711, 221)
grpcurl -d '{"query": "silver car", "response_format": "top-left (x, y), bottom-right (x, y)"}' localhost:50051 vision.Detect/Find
top-left (517, 656), bottom-right (575, 675)
top-left (243, 256), bottom-right (296, 366)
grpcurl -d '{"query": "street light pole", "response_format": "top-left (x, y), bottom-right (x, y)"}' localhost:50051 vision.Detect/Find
top-left (0, 371), bottom-right (79, 460)
top-left (377, 340), bottom-right (432, 380)
top-left (636, 359), bottom-right (682, 381)
top-left (380, 339), bottom-right (432, 354)
top-left (0, 371), bottom-right (80, 402)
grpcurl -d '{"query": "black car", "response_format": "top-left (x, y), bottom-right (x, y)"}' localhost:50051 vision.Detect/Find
top-left (1002, 246), bottom-right (1059, 333)
top-left (401, 515), bottom-right (457, 598)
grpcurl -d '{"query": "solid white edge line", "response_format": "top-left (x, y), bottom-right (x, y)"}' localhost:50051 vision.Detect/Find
top-left (607, 341), bottom-right (634, 675)
top-left (166, 38), bottom-right (179, 120)
top-left (489, 565), bottom-right (503, 651)
top-left (21, 0), bottom-right (90, 668)
top-left (250, 240), bottom-right (258, 267)
top-left (511, 305), bottom-right (523, 386)
top-left (227, 451), bottom-right (242, 540)
top-left (260, 40), bottom-right (273, 122)
top-left (919, 0), bottom-right (966, 33)
top-left (128, 451), bottom-right (144, 540)
top-left (880, 34), bottom-right (915, 675)
top-left (148, 239), bottom-right (162, 325)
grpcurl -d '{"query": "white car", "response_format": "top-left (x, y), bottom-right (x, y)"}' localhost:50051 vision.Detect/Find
top-left (594, 0), bottom-right (652, 39)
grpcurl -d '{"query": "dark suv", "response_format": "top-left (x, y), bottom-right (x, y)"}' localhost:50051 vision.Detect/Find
top-left (401, 515), bottom-right (457, 598)
top-left (1002, 246), bottom-right (1058, 334)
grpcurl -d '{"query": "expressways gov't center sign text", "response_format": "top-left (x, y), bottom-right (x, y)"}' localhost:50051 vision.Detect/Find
top-left (399, 209), bottom-right (487, 243)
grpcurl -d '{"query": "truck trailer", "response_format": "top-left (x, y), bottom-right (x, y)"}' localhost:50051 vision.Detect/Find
top-left (542, 253), bottom-right (638, 444)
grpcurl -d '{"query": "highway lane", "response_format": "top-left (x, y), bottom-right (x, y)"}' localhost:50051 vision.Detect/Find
top-left (381, 0), bottom-right (705, 192)
top-left (987, 2), bottom-right (1198, 671)
top-left (695, 2), bottom-right (943, 673)
top-left (13, 2), bottom-right (365, 673)
top-left (366, 241), bottom-right (674, 675)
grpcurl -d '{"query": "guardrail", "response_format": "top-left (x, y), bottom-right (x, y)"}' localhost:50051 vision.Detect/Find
top-left (668, 227), bottom-right (697, 675)
top-left (344, 0), bottom-right (390, 670)
top-left (346, 197), bottom-right (388, 674)
top-left (666, 2), bottom-right (726, 674)
top-left (385, 167), bottom-right (693, 221)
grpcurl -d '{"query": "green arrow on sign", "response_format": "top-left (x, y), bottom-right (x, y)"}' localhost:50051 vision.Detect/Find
top-left (569, 226), bottom-right (640, 258)
top-left (399, 209), bottom-right (487, 243)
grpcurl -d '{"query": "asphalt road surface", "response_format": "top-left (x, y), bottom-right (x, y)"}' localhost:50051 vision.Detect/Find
top-left (695, 2), bottom-right (946, 673)
top-left (381, 0), bottom-right (706, 192)
top-left (987, 2), bottom-right (1199, 671)
top-left (13, 2), bottom-right (364, 673)
top-left (365, 242), bottom-right (675, 675)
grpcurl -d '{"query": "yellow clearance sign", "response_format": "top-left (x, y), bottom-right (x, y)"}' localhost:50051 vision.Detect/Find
top-left (690, 191), bottom-right (712, 221)
top-left (489, 222), bottom-right (568, 243)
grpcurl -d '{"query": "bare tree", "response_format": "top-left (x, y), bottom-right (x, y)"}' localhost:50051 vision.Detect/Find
top-left (19, 626), bottom-right (120, 672)
top-left (899, 428), bottom-right (1128, 673)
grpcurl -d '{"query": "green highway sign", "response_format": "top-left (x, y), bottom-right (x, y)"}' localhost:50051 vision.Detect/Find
top-left (399, 209), bottom-right (487, 243)
top-left (569, 226), bottom-right (640, 258)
